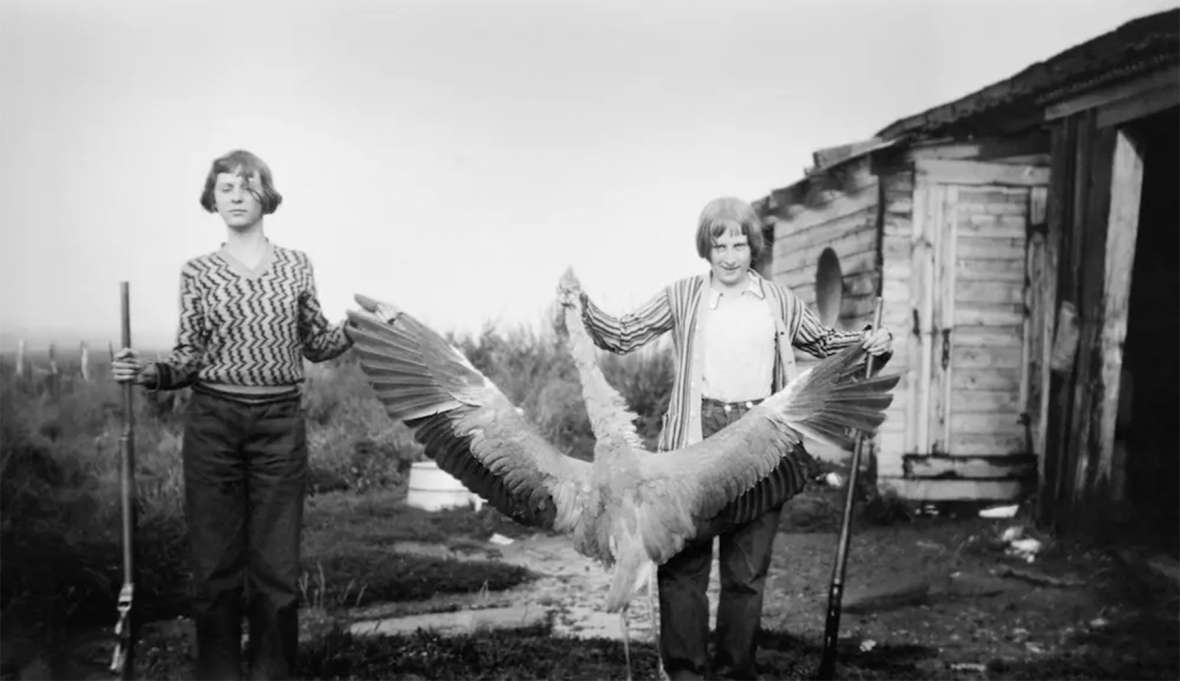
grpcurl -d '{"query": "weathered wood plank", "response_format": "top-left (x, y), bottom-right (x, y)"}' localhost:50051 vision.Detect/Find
top-left (1030, 186), bottom-right (1048, 225)
top-left (778, 268), bottom-right (814, 289)
top-left (951, 345), bottom-right (1022, 368)
top-left (916, 159), bottom-right (1049, 186)
top-left (1068, 123), bottom-right (1117, 515)
top-left (905, 132), bottom-right (1048, 162)
top-left (950, 411), bottom-right (1025, 435)
top-left (882, 237), bottom-right (912, 261)
top-left (879, 477), bottom-right (1025, 501)
top-left (883, 219), bottom-right (911, 238)
top-left (1096, 83), bottom-right (1180, 129)
top-left (904, 454), bottom-right (1036, 480)
top-left (954, 258), bottom-right (1025, 282)
top-left (774, 228), bottom-right (879, 272)
top-left (956, 236), bottom-right (1025, 260)
top-left (910, 181), bottom-right (934, 456)
top-left (957, 187), bottom-right (1029, 208)
top-left (771, 183), bottom-right (878, 233)
top-left (881, 246), bottom-right (910, 283)
top-left (844, 269), bottom-right (879, 297)
top-left (882, 281), bottom-right (909, 309)
top-left (1027, 230), bottom-right (1052, 467)
top-left (1096, 129), bottom-right (1144, 497)
top-left (773, 248), bottom-right (878, 284)
top-left (952, 325), bottom-right (1022, 347)
top-left (840, 293), bottom-right (879, 320)
top-left (931, 185), bottom-right (956, 453)
top-left (952, 389), bottom-right (1022, 412)
top-left (1037, 117), bottom-right (1074, 526)
top-left (954, 302), bottom-right (1024, 327)
top-left (878, 431), bottom-right (906, 477)
top-left (959, 213), bottom-right (1027, 238)
top-left (1044, 65), bottom-right (1180, 122)
top-left (773, 205), bottom-right (876, 252)
top-left (949, 432), bottom-right (1027, 456)
top-left (952, 368), bottom-right (1022, 390)
top-left (955, 280), bottom-right (1024, 304)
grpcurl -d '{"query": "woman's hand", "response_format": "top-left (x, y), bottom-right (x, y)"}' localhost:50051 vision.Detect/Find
top-left (862, 327), bottom-right (893, 356)
top-left (111, 348), bottom-right (154, 384)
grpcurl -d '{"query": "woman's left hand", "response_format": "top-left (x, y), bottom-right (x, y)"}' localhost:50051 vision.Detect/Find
top-left (862, 327), bottom-right (893, 356)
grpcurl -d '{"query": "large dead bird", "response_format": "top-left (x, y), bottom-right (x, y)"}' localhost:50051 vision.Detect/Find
top-left (345, 270), bottom-right (898, 665)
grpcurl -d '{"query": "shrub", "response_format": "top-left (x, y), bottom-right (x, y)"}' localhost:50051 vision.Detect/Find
top-left (448, 320), bottom-right (674, 460)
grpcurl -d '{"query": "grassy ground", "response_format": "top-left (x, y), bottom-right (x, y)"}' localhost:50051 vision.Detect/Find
top-left (300, 490), bottom-right (538, 608)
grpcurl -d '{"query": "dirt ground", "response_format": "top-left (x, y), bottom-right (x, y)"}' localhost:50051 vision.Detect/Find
top-left (339, 499), bottom-right (1179, 680)
top-left (16, 498), bottom-right (1177, 680)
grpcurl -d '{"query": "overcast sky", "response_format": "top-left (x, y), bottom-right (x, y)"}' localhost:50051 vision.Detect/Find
top-left (2, 0), bottom-right (1175, 351)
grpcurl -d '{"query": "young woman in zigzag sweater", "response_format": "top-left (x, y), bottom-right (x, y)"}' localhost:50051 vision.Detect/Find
top-left (112, 149), bottom-right (353, 680)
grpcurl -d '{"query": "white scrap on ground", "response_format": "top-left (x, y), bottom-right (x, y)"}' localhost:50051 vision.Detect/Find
top-left (1007, 538), bottom-right (1043, 563)
top-left (489, 533), bottom-right (515, 546)
top-left (979, 504), bottom-right (1019, 519)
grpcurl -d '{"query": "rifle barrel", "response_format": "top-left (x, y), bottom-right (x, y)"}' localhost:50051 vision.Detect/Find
top-left (817, 297), bottom-right (885, 680)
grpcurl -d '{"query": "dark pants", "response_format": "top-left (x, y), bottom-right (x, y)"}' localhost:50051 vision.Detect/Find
top-left (658, 399), bottom-right (785, 680)
top-left (182, 389), bottom-right (307, 681)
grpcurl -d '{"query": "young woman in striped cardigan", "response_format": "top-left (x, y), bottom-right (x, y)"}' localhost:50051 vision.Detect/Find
top-left (576, 196), bottom-right (892, 680)
top-left (112, 150), bottom-right (352, 680)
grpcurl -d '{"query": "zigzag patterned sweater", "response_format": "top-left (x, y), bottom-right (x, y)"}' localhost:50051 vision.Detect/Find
top-left (148, 242), bottom-right (352, 390)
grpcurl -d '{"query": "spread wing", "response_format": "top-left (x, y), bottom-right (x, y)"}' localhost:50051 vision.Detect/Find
top-left (346, 295), bottom-right (593, 531)
top-left (633, 344), bottom-right (899, 563)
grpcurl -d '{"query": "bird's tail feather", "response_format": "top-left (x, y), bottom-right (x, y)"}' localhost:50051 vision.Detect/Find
top-left (605, 551), bottom-right (655, 614)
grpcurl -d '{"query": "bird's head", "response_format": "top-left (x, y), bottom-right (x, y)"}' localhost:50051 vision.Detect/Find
top-left (553, 267), bottom-right (586, 338)
top-left (354, 294), bottom-right (404, 325)
top-left (556, 267), bottom-right (583, 309)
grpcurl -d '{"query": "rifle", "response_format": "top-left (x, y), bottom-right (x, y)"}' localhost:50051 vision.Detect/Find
top-left (816, 297), bottom-right (884, 680)
top-left (110, 282), bottom-right (137, 679)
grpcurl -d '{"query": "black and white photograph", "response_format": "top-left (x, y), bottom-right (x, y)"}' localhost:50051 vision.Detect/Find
top-left (1, 1), bottom-right (1177, 679)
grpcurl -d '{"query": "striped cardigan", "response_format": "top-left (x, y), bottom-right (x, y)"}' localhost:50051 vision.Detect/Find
top-left (581, 270), bottom-right (865, 451)
top-left (148, 242), bottom-right (352, 390)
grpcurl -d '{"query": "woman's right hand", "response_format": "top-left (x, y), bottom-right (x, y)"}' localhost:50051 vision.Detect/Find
top-left (112, 348), bottom-right (148, 384)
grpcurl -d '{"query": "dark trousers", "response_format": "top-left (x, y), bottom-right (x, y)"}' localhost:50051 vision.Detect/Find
top-left (181, 390), bottom-right (307, 681)
top-left (658, 399), bottom-right (784, 680)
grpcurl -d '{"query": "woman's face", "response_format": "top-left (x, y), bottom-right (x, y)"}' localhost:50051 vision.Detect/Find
top-left (709, 224), bottom-right (752, 288)
top-left (212, 170), bottom-right (264, 230)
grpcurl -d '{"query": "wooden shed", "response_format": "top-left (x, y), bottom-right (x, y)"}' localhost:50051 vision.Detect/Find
top-left (752, 9), bottom-right (1178, 537)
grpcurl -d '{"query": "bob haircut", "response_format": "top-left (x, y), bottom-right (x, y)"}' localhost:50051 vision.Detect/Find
top-left (199, 149), bottom-right (283, 215)
top-left (694, 196), bottom-right (765, 262)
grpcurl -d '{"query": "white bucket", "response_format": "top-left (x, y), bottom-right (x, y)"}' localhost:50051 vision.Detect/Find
top-left (406, 460), bottom-right (483, 511)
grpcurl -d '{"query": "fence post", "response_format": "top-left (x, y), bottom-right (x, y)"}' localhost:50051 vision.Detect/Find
top-left (80, 341), bottom-right (91, 382)
top-left (47, 342), bottom-right (60, 396)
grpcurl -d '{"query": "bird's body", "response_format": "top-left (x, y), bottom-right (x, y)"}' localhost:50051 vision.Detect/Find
top-left (346, 273), bottom-right (899, 614)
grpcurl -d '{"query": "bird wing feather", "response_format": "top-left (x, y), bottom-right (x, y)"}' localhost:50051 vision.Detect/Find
top-left (634, 344), bottom-right (899, 563)
top-left (347, 296), bottom-right (593, 532)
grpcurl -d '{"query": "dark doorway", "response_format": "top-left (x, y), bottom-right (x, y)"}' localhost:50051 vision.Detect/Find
top-left (1120, 105), bottom-right (1179, 555)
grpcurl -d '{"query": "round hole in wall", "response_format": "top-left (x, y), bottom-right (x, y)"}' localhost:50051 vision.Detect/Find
top-left (815, 248), bottom-right (843, 327)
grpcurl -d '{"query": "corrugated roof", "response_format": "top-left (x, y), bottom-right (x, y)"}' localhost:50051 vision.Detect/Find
top-left (876, 8), bottom-right (1179, 140)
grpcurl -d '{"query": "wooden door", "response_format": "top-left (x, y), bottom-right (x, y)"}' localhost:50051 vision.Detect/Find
top-left (912, 160), bottom-right (1050, 465)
